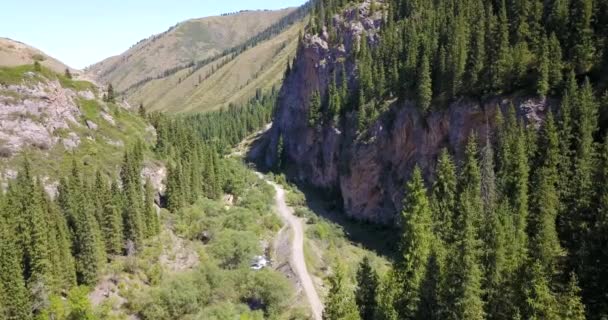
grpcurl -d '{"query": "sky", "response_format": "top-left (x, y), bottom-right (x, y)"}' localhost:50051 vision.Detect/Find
top-left (0, 0), bottom-right (306, 69)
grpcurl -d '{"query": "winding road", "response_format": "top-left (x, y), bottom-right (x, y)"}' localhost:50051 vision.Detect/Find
top-left (261, 175), bottom-right (324, 320)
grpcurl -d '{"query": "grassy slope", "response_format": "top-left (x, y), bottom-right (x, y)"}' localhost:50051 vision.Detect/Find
top-left (269, 174), bottom-right (391, 301)
top-left (126, 20), bottom-right (305, 113)
top-left (88, 9), bottom-right (295, 92)
top-left (0, 64), bottom-right (151, 180)
top-left (0, 38), bottom-right (73, 73)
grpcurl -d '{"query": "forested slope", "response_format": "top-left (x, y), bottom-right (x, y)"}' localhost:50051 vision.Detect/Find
top-left (265, 0), bottom-right (608, 319)
top-left (0, 60), bottom-right (302, 318)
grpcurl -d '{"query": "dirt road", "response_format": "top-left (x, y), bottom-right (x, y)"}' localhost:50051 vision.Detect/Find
top-left (261, 176), bottom-right (323, 320)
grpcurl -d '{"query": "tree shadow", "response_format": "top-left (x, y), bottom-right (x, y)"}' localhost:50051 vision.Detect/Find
top-left (295, 182), bottom-right (400, 262)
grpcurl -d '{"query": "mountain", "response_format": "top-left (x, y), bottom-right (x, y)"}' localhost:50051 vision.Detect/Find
top-left (0, 37), bottom-right (73, 73)
top-left (0, 58), bottom-right (155, 188)
top-left (126, 20), bottom-right (305, 113)
top-left (87, 9), bottom-right (296, 92)
top-left (262, 0), bottom-right (608, 318)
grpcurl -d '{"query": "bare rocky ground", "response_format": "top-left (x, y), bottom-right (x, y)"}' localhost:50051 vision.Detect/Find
top-left (0, 80), bottom-right (86, 155)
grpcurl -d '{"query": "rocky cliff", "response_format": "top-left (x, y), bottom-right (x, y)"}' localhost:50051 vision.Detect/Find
top-left (0, 64), bottom-right (165, 196)
top-left (263, 0), bottom-right (548, 224)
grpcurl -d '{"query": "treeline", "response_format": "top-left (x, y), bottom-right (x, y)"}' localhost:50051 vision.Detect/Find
top-left (0, 142), bottom-right (159, 319)
top-left (306, 0), bottom-right (608, 128)
top-left (183, 89), bottom-right (276, 149)
top-left (121, 1), bottom-right (313, 95)
top-left (148, 89), bottom-right (275, 212)
top-left (323, 75), bottom-right (608, 319)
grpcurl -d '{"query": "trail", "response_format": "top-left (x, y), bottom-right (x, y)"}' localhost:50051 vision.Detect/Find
top-left (259, 174), bottom-right (323, 320)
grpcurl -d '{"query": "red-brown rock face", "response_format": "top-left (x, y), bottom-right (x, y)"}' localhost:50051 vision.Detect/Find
top-left (264, 0), bottom-right (548, 223)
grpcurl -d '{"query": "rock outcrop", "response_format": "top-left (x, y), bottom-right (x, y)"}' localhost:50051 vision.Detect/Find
top-left (0, 80), bottom-right (84, 155)
top-left (263, 0), bottom-right (549, 223)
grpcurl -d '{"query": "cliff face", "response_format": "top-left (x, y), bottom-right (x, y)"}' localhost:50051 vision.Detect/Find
top-left (264, 0), bottom-right (548, 223)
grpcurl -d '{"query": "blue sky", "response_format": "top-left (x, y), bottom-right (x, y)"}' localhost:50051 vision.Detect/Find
top-left (0, 0), bottom-right (306, 69)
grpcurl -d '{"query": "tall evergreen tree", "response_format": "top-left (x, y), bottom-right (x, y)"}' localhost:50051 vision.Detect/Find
top-left (355, 257), bottom-right (379, 320)
top-left (431, 149), bottom-right (457, 244)
top-left (0, 215), bottom-right (32, 320)
top-left (143, 179), bottom-right (160, 237)
top-left (444, 134), bottom-right (485, 320)
top-left (323, 264), bottom-right (361, 320)
top-left (397, 166), bottom-right (433, 318)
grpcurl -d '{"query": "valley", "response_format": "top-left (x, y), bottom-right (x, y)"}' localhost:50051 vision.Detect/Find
top-left (1, 0), bottom-right (608, 319)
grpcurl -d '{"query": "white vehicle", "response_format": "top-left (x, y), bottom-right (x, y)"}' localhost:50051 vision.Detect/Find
top-left (250, 255), bottom-right (268, 270)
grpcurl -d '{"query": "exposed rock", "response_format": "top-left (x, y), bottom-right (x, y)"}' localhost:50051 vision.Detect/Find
top-left (264, 0), bottom-right (550, 224)
top-left (141, 162), bottom-right (167, 205)
top-left (42, 177), bottom-right (59, 199)
top-left (104, 137), bottom-right (124, 147)
top-left (78, 90), bottom-right (95, 100)
top-left (62, 132), bottom-right (81, 150)
top-left (0, 80), bottom-right (82, 154)
top-left (86, 120), bottom-right (98, 130)
top-left (100, 111), bottom-right (116, 126)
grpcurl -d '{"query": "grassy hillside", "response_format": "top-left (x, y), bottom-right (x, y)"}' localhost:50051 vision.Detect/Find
top-left (0, 37), bottom-right (73, 73)
top-left (127, 20), bottom-right (305, 113)
top-left (87, 9), bottom-right (295, 92)
top-left (0, 64), bottom-right (152, 181)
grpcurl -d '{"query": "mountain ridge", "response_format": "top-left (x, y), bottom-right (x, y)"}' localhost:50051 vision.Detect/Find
top-left (87, 8), bottom-right (297, 92)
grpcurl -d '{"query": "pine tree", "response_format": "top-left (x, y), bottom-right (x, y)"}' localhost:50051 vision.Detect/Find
top-left (0, 216), bottom-right (32, 320)
top-left (559, 273), bottom-right (586, 320)
top-left (529, 112), bottom-right (565, 275)
top-left (375, 270), bottom-right (399, 320)
top-left (59, 161), bottom-right (104, 285)
top-left (444, 134), bottom-right (485, 320)
top-left (491, 0), bottom-right (512, 93)
top-left (537, 35), bottom-right (550, 97)
top-left (547, 33), bottom-right (564, 91)
top-left (166, 162), bottom-right (185, 212)
top-left (417, 50), bottom-right (432, 113)
top-left (102, 181), bottom-right (124, 255)
top-left (396, 166), bottom-right (433, 318)
top-left (355, 257), bottom-right (379, 320)
top-left (143, 179), bottom-right (160, 237)
top-left (323, 264), bottom-right (361, 320)
top-left (45, 199), bottom-right (76, 290)
top-left (571, 0), bottom-right (596, 73)
top-left (138, 103), bottom-right (146, 118)
top-left (524, 261), bottom-right (561, 320)
top-left (308, 90), bottom-right (322, 127)
top-left (106, 83), bottom-right (115, 103)
top-left (431, 149), bottom-right (457, 243)
top-left (28, 178), bottom-right (52, 313)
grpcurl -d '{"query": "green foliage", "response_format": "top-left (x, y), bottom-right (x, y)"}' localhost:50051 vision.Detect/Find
top-left (308, 90), bottom-right (322, 127)
top-left (209, 230), bottom-right (260, 269)
top-left (396, 166), bottom-right (434, 318)
top-left (66, 286), bottom-right (96, 320)
top-left (323, 264), bottom-right (361, 320)
top-left (355, 257), bottom-right (379, 320)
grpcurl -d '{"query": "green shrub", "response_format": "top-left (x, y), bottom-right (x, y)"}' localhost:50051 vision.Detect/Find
top-left (286, 190), bottom-right (306, 207)
top-left (209, 230), bottom-right (260, 269)
top-left (242, 269), bottom-right (292, 317)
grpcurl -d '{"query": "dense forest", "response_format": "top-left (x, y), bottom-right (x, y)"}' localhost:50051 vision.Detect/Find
top-left (0, 142), bottom-right (158, 320)
top-left (305, 0), bottom-right (608, 130)
top-left (0, 90), bottom-right (276, 319)
top-left (306, 0), bottom-right (608, 319)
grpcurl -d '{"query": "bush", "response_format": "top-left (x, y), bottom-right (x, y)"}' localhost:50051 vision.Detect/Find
top-left (294, 206), bottom-right (313, 218)
top-left (242, 269), bottom-right (292, 317)
top-left (209, 230), bottom-right (260, 269)
top-left (286, 190), bottom-right (306, 207)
